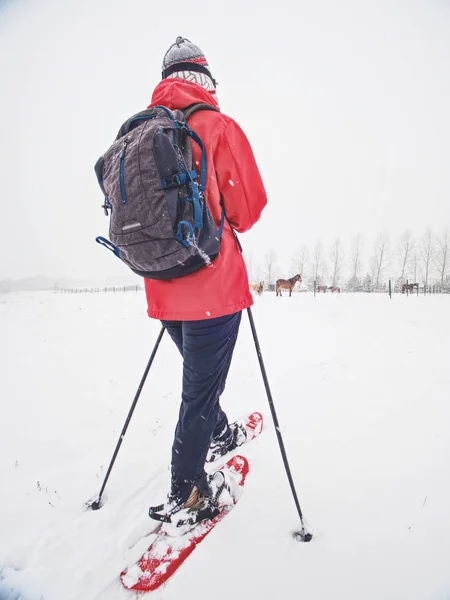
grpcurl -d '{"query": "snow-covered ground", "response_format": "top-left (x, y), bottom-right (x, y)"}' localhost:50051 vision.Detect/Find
top-left (1, 290), bottom-right (449, 600)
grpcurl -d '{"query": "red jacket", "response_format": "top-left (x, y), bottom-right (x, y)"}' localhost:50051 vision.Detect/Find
top-left (144, 79), bottom-right (267, 321)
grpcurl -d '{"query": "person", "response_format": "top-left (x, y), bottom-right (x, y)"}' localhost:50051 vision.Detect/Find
top-left (146, 37), bottom-right (267, 526)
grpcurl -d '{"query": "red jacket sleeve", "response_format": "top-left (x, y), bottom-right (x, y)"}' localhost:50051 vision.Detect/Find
top-left (214, 119), bottom-right (267, 233)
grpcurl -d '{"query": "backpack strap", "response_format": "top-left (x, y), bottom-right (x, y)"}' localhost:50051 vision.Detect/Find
top-left (181, 103), bottom-right (227, 240)
top-left (219, 195), bottom-right (243, 252)
top-left (177, 103), bottom-right (218, 229)
top-left (183, 103), bottom-right (219, 121)
top-left (116, 107), bottom-right (175, 139)
top-left (181, 103), bottom-right (219, 196)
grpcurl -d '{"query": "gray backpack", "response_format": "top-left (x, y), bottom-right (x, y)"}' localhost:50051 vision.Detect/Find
top-left (94, 104), bottom-right (224, 280)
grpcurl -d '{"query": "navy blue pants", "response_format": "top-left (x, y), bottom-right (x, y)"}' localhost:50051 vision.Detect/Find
top-left (161, 311), bottom-right (242, 502)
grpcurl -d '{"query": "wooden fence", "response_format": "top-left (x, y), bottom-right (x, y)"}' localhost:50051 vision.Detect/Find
top-left (56, 285), bottom-right (143, 294)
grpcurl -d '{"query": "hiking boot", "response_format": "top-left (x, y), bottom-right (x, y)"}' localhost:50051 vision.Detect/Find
top-left (148, 469), bottom-right (233, 535)
top-left (207, 420), bottom-right (248, 463)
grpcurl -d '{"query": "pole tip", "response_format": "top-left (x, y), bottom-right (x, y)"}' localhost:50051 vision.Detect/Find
top-left (292, 527), bottom-right (313, 542)
top-left (86, 497), bottom-right (103, 511)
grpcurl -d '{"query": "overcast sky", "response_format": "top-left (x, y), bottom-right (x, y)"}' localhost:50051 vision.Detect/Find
top-left (1, 0), bottom-right (449, 282)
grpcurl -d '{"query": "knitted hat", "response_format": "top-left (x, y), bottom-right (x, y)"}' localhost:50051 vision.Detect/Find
top-left (161, 37), bottom-right (217, 92)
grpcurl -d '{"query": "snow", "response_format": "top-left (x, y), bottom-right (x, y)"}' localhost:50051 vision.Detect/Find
top-left (1, 291), bottom-right (450, 600)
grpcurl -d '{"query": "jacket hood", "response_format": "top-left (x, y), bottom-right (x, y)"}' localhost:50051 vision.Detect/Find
top-left (148, 78), bottom-right (220, 112)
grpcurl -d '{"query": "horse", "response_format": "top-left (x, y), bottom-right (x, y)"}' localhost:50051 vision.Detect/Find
top-left (402, 282), bottom-right (418, 294)
top-left (317, 285), bottom-right (327, 293)
top-left (276, 274), bottom-right (302, 297)
top-left (250, 281), bottom-right (264, 296)
top-left (330, 286), bottom-right (341, 293)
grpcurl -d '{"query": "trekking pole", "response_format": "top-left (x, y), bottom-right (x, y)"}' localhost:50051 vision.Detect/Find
top-left (87, 326), bottom-right (165, 510)
top-left (246, 307), bottom-right (312, 542)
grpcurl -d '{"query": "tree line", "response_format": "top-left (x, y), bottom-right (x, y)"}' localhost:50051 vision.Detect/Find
top-left (245, 228), bottom-right (450, 292)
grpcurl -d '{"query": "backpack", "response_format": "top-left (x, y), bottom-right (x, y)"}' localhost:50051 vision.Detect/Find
top-left (94, 103), bottom-right (224, 280)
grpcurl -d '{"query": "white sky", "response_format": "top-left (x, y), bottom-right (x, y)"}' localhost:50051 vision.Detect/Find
top-left (1, 0), bottom-right (449, 281)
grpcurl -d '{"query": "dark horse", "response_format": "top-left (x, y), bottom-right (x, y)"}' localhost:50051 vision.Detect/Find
top-left (276, 274), bottom-right (302, 297)
top-left (402, 282), bottom-right (419, 294)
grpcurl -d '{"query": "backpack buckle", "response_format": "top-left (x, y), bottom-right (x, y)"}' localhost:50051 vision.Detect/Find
top-left (102, 196), bottom-right (112, 216)
top-left (175, 221), bottom-right (195, 247)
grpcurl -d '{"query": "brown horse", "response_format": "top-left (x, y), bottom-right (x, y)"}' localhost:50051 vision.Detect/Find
top-left (402, 282), bottom-right (418, 294)
top-left (276, 274), bottom-right (302, 297)
top-left (249, 281), bottom-right (264, 296)
top-left (317, 285), bottom-right (327, 293)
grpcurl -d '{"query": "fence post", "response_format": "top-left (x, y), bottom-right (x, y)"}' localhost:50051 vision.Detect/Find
top-left (406, 279), bottom-right (409, 297)
top-left (314, 280), bottom-right (316, 297)
top-left (389, 280), bottom-right (392, 299)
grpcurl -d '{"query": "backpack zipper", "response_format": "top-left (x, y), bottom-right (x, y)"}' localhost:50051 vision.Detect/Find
top-left (119, 139), bottom-right (129, 204)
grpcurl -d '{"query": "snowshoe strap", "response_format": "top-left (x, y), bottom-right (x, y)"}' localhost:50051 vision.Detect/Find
top-left (175, 504), bottom-right (221, 528)
top-left (149, 470), bottom-right (230, 525)
top-left (148, 511), bottom-right (172, 523)
top-left (210, 471), bottom-right (227, 503)
top-left (149, 500), bottom-right (184, 523)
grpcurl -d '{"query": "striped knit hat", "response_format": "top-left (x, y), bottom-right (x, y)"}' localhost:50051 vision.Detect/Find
top-left (161, 37), bottom-right (217, 93)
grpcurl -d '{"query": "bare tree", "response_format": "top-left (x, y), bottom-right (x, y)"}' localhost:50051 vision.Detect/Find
top-left (397, 229), bottom-right (415, 283)
top-left (372, 233), bottom-right (390, 290)
top-left (255, 264), bottom-right (264, 283)
top-left (263, 249), bottom-right (278, 285)
top-left (330, 239), bottom-right (344, 287)
top-left (348, 233), bottom-right (363, 291)
top-left (435, 230), bottom-right (450, 286)
top-left (410, 252), bottom-right (419, 283)
top-left (369, 254), bottom-right (377, 290)
top-left (420, 228), bottom-right (436, 286)
top-left (311, 241), bottom-right (326, 284)
top-left (291, 244), bottom-right (309, 279)
top-left (351, 234), bottom-right (363, 279)
top-left (244, 252), bottom-right (254, 282)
